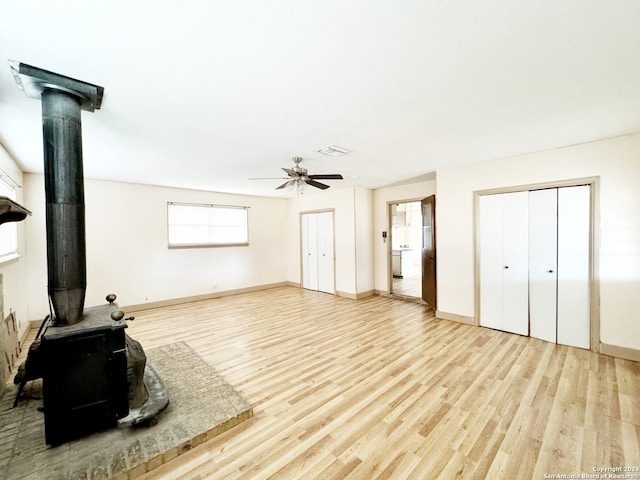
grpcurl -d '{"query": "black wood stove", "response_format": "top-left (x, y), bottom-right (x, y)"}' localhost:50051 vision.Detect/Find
top-left (11, 62), bottom-right (168, 445)
top-left (41, 305), bottom-right (128, 445)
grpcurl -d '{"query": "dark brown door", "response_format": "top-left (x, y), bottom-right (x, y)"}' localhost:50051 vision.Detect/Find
top-left (421, 195), bottom-right (436, 307)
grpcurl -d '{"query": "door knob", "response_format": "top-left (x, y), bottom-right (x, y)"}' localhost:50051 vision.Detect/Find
top-left (504, 266), bottom-right (509, 269)
top-left (547, 269), bottom-right (554, 273)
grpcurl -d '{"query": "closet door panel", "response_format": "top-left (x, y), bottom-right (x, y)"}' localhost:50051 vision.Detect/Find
top-left (301, 214), bottom-right (309, 289)
top-left (301, 214), bottom-right (310, 289)
top-left (557, 185), bottom-right (590, 348)
top-left (302, 214), bottom-right (319, 291)
top-left (501, 191), bottom-right (529, 335)
top-left (529, 189), bottom-right (558, 343)
top-left (479, 194), bottom-right (504, 330)
top-left (317, 212), bottom-right (335, 294)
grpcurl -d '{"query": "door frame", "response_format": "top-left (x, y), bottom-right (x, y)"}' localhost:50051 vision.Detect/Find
top-left (386, 196), bottom-right (434, 300)
top-left (300, 209), bottom-right (336, 294)
top-left (474, 176), bottom-right (601, 352)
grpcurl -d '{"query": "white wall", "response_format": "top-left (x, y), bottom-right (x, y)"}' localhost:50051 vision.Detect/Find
top-left (0, 145), bottom-right (28, 337)
top-left (372, 179), bottom-right (437, 293)
top-left (286, 187), bottom-right (374, 296)
top-left (354, 187), bottom-right (374, 294)
top-left (24, 175), bottom-right (288, 320)
top-left (16, 134), bottom-right (640, 353)
top-left (436, 133), bottom-right (640, 350)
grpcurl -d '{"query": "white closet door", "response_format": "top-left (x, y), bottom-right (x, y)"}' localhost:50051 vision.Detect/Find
top-left (529, 189), bottom-right (558, 343)
top-left (501, 191), bottom-right (529, 335)
top-left (479, 192), bottom-right (528, 334)
top-left (479, 194), bottom-right (504, 331)
top-left (301, 212), bottom-right (335, 294)
top-left (301, 214), bottom-right (319, 291)
top-left (557, 185), bottom-right (590, 348)
top-left (316, 211), bottom-right (335, 294)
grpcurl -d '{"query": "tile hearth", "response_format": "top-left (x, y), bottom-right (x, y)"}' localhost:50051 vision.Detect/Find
top-left (0, 341), bottom-right (252, 480)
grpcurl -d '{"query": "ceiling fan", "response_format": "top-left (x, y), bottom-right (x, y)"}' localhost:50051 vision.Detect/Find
top-left (252, 157), bottom-right (343, 191)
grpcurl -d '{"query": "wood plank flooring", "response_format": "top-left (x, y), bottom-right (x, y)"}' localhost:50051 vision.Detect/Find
top-left (121, 286), bottom-right (640, 479)
top-left (391, 274), bottom-right (421, 297)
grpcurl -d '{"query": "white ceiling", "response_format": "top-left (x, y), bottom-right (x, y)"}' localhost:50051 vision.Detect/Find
top-left (1, 1), bottom-right (639, 198)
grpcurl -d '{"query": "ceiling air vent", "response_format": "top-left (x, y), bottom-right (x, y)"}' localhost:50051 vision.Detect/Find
top-left (316, 145), bottom-right (351, 157)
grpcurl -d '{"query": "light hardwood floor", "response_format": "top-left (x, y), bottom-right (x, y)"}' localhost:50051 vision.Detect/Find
top-left (122, 286), bottom-right (639, 479)
top-left (391, 275), bottom-right (421, 298)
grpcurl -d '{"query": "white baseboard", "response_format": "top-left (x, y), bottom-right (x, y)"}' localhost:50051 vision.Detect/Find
top-left (435, 310), bottom-right (476, 326)
top-left (600, 343), bottom-right (640, 362)
top-left (336, 290), bottom-right (375, 300)
top-left (122, 282), bottom-right (289, 312)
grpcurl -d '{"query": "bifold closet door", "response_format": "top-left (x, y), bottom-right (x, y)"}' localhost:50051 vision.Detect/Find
top-left (301, 211), bottom-right (335, 294)
top-left (528, 186), bottom-right (590, 348)
top-left (479, 191), bottom-right (529, 335)
top-left (529, 188), bottom-right (558, 343)
top-left (479, 194), bottom-right (503, 331)
top-left (316, 211), bottom-right (335, 294)
top-left (557, 185), bottom-right (590, 349)
top-left (301, 213), bottom-right (319, 291)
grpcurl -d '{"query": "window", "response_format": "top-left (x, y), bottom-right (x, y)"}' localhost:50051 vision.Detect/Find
top-left (167, 202), bottom-right (249, 248)
top-left (0, 179), bottom-right (18, 261)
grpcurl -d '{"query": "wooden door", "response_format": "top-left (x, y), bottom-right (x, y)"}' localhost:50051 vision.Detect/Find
top-left (421, 196), bottom-right (436, 307)
top-left (529, 188), bottom-right (558, 343)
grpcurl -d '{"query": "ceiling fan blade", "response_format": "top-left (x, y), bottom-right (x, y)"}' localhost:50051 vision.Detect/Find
top-left (308, 174), bottom-right (343, 180)
top-left (281, 167), bottom-right (297, 177)
top-left (276, 181), bottom-right (291, 190)
top-left (305, 179), bottom-right (330, 190)
top-left (249, 177), bottom-right (290, 180)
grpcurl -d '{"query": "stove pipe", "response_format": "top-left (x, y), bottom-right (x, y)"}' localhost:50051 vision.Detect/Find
top-left (42, 89), bottom-right (86, 325)
top-left (10, 61), bottom-right (103, 326)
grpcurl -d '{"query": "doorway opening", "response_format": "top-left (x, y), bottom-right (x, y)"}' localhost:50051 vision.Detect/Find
top-left (388, 196), bottom-right (437, 308)
top-left (389, 201), bottom-right (422, 298)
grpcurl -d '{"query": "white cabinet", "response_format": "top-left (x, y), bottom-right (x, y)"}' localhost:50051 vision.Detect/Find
top-left (392, 250), bottom-right (402, 277)
top-left (302, 211), bottom-right (335, 294)
top-left (480, 186), bottom-right (590, 348)
top-left (401, 249), bottom-right (414, 277)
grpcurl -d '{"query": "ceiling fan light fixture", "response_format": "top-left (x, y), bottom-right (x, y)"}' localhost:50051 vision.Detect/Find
top-left (316, 145), bottom-right (351, 157)
top-left (257, 157), bottom-right (342, 193)
top-left (284, 178), bottom-right (305, 195)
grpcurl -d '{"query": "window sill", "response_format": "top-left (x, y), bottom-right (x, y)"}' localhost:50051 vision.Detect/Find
top-left (0, 252), bottom-right (21, 266)
top-left (168, 243), bottom-right (249, 249)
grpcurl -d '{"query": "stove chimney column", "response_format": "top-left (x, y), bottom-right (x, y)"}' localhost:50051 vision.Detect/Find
top-left (42, 89), bottom-right (86, 325)
top-left (10, 61), bottom-right (104, 326)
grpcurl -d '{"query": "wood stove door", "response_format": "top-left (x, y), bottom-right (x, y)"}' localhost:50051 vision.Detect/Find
top-left (42, 325), bottom-right (128, 445)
